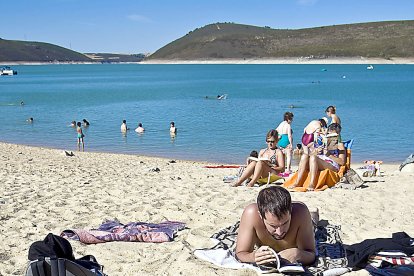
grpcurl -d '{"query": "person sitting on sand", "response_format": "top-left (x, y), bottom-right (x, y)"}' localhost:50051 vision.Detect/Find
top-left (135, 123), bottom-right (145, 133)
top-left (293, 144), bottom-right (303, 156)
top-left (276, 112), bottom-right (294, 176)
top-left (301, 117), bottom-right (328, 155)
top-left (76, 122), bottom-right (85, 151)
top-left (170, 121), bottom-right (177, 134)
top-left (289, 123), bottom-right (345, 191)
top-left (232, 130), bottom-right (284, 187)
top-left (246, 150), bottom-right (259, 165)
top-left (325, 106), bottom-right (341, 126)
top-left (236, 186), bottom-right (316, 265)
top-left (121, 120), bottom-right (129, 133)
top-left (82, 119), bottom-right (90, 127)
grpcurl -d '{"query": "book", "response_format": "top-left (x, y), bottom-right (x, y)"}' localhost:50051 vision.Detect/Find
top-left (315, 133), bottom-right (339, 151)
top-left (248, 157), bottom-right (270, 162)
top-left (257, 248), bottom-right (305, 274)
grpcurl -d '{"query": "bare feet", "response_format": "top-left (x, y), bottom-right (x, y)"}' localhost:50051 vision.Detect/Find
top-left (306, 185), bottom-right (314, 191)
top-left (287, 184), bottom-right (297, 189)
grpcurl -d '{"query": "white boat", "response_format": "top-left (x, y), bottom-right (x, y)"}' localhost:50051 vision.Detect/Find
top-left (367, 65), bottom-right (374, 70)
top-left (0, 66), bottom-right (17, 76)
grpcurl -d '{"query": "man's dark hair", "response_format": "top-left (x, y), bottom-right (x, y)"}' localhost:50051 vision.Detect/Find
top-left (257, 186), bottom-right (292, 219)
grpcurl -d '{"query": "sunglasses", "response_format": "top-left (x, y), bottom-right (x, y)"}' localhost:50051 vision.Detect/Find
top-left (266, 140), bottom-right (276, 143)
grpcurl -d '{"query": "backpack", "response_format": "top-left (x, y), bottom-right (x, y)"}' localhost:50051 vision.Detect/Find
top-left (26, 233), bottom-right (105, 276)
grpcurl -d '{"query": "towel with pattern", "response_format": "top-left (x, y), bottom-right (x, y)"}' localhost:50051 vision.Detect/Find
top-left (61, 220), bottom-right (186, 244)
top-left (194, 221), bottom-right (351, 276)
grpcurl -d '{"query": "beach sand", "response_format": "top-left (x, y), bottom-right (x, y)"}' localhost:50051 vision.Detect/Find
top-left (0, 142), bottom-right (413, 275)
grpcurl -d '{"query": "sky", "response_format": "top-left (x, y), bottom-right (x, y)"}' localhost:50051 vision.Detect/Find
top-left (2, 0), bottom-right (413, 54)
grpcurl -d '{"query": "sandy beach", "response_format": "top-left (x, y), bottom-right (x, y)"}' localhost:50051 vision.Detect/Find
top-left (0, 142), bottom-right (413, 275)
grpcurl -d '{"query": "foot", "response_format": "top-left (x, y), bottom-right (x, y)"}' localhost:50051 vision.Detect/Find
top-left (287, 184), bottom-right (298, 189)
top-left (306, 185), bottom-right (315, 191)
top-left (230, 181), bottom-right (241, 187)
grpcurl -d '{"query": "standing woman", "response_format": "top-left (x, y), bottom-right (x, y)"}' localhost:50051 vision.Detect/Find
top-left (325, 106), bottom-right (341, 126)
top-left (76, 122), bottom-right (85, 151)
top-left (301, 118), bottom-right (328, 155)
top-left (232, 130), bottom-right (284, 187)
top-left (276, 112), bottom-right (294, 176)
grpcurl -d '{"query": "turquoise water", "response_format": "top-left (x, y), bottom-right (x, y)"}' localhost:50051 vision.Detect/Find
top-left (0, 64), bottom-right (413, 164)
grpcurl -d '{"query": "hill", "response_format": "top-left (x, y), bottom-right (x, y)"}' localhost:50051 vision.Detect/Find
top-left (0, 38), bottom-right (91, 62)
top-left (147, 20), bottom-right (414, 60)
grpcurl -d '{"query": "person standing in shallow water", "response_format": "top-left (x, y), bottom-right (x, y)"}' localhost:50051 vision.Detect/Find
top-left (170, 122), bottom-right (177, 134)
top-left (120, 120), bottom-right (129, 133)
top-left (76, 122), bottom-right (85, 151)
top-left (325, 106), bottom-right (341, 126)
top-left (276, 112), bottom-right (294, 176)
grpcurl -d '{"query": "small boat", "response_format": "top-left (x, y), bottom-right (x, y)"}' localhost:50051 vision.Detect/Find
top-left (367, 65), bottom-right (374, 70)
top-left (0, 66), bottom-right (17, 76)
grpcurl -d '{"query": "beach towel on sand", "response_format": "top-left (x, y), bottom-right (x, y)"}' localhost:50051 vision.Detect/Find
top-left (283, 168), bottom-right (343, 192)
top-left (194, 221), bottom-right (350, 275)
top-left (61, 220), bottom-right (186, 244)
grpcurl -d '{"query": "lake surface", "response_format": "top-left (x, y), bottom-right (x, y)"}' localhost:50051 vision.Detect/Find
top-left (0, 64), bottom-right (413, 164)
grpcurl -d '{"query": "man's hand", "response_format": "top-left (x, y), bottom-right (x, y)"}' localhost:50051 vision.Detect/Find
top-left (278, 248), bottom-right (300, 263)
top-left (254, 246), bottom-right (277, 265)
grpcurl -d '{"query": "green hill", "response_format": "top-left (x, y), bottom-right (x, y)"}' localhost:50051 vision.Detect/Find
top-left (147, 20), bottom-right (414, 60)
top-left (0, 39), bottom-right (91, 62)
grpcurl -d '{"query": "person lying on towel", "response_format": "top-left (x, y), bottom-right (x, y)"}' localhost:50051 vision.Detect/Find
top-left (289, 123), bottom-right (346, 191)
top-left (236, 186), bottom-right (316, 266)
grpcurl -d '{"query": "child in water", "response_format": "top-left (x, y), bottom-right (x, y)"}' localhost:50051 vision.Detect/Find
top-left (76, 122), bottom-right (85, 151)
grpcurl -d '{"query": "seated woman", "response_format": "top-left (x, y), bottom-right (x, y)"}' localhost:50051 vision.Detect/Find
top-left (233, 130), bottom-right (284, 187)
top-left (289, 123), bottom-right (345, 191)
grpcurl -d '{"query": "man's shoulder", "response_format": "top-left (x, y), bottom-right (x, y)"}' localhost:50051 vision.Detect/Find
top-left (292, 201), bottom-right (309, 215)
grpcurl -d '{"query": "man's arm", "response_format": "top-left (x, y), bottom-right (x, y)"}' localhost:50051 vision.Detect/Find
top-left (235, 204), bottom-right (276, 264)
top-left (279, 205), bottom-right (316, 265)
top-left (235, 204), bottom-right (257, 263)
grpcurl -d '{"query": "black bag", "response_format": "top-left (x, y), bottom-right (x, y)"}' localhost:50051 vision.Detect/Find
top-left (28, 233), bottom-right (75, 261)
top-left (26, 233), bottom-right (105, 276)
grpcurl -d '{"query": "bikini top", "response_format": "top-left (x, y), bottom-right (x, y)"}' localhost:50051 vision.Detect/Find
top-left (264, 148), bottom-right (278, 165)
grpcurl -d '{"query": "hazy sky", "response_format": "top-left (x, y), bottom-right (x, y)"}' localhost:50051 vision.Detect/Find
top-left (2, 0), bottom-right (413, 54)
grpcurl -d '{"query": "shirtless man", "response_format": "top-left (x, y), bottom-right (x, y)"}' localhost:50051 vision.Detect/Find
top-left (236, 186), bottom-right (316, 265)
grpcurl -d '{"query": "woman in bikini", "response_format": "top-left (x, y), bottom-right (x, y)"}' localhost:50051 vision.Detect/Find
top-left (276, 112), bottom-right (294, 176)
top-left (232, 130), bottom-right (284, 187)
top-left (289, 123), bottom-right (345, 191)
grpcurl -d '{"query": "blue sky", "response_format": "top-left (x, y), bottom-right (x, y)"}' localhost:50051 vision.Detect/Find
top-left (2, 0), bottom-right (413, 54)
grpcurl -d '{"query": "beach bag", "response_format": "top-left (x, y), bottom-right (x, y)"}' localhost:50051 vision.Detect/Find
top-left (399, 154), bottom-right (414, 171)
top-left (26, 233), bottom-right (105, 276)
top-left (336, 168), bottom-right (364, 189)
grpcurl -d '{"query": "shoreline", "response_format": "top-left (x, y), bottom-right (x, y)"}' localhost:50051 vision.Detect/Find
top-left (0, 142), bottom-right (413, 275)
top-left (0, 141), bottom-right (402, 166)
top-left (2, 57), bottom-right (414, 65)
top-left (141, 57), bottom-right (414, 64)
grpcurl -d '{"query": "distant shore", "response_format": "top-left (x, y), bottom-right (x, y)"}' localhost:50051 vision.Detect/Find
top-left (2, 57), bottom-right (414, 66)
top-left (142, 57), bottom-right (414, 64)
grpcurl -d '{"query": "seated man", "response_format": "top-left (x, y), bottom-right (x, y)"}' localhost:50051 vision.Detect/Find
top-left (236, 186), bottom-right (316, 265)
